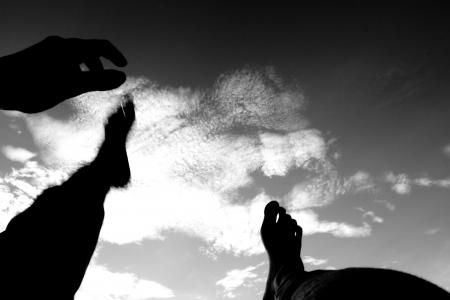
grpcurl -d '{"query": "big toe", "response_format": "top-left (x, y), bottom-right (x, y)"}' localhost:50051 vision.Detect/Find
top-left (263, 201), bottom-right (280, 225)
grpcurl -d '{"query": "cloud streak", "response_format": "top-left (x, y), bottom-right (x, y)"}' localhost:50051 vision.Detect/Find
top-left (385, 172), bottom-right (450, 195)
top-left (0, 160), bottom-right (67, 231)
top-left (303, 256), bottom-right (328, 266)
top-left (1, 145), bottom-right (36, 162)
top-left (2, 68), bottom-right (376, 260)
top-left (216, 263), bottom-right (264, 299)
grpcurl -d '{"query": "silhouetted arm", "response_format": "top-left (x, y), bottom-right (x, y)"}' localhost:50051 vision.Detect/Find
top-left (0, 36), bottom-right (127, 113)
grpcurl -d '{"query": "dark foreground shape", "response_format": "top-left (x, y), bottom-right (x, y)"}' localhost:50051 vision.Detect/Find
top-left (0, 36), bottom-right (127, 113)
top-left (261, 201), bottom-right (450, 300)
top-left (0, 100), bottom-right (135, 299)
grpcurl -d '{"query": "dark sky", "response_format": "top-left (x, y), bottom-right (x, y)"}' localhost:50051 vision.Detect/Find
top-left (1, 2), bottom-right (449, 83)
top-left (1, 0), bottom-right (450, 194)
top-left (1, 0), bottom-right (449, 190)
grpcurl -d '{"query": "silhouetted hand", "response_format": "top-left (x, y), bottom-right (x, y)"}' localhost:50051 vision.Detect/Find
top-left (0, 36), bottom-right (128, 113)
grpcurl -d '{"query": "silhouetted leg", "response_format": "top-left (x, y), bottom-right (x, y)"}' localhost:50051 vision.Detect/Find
top-left (0, 100), bottom-right (135, 298)
top-left (260, 202), bottom-right (450, 299)
top-left (261, 201), bottom-right (308, 300)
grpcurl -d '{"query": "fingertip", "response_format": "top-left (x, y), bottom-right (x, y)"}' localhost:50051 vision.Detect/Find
top-left (110, 70), bottom-right (127, 85)
top-left (117, 56), bottom-right (128, 67)
top-left (99, 39), bottom-right (128, 67)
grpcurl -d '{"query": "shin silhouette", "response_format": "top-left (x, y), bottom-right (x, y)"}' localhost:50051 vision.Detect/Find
top-left (0, 100), bottom-right (135, 299)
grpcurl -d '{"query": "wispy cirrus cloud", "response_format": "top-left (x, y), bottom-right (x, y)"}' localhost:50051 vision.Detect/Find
top-left (216, 263), bottom-right (264, 299)
top-left (0, 160), bottom-right (67, 231)
top-left (343, 171), bottom-right (374, 193)
top-left (3, 68), bottom-right (377, 260)
top-left (385, 172), bottom-right (450, 195)
top-left (354, 207), bottom-right (384, 224)
top-left (292, 209), bottom-right (371, 238)
top-left (374, 199), bottom-right (396, 211)
top-left (303, 256), bottom-right (328, 266)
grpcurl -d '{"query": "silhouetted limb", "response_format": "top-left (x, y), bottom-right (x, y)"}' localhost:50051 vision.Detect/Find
top-left (261, 201), bottom-right (304, 300)
top-left (261, 201), bottom-right (450, 300)
top-left (0, 100), bottom-right (135, 299)
top-left (0, 36), bottom-right (127, 113)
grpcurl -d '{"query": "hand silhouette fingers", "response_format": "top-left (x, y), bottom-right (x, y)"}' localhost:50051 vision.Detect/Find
top-left (68, 38), bottom-right (128, 68)
top-left (84, 57), bottom-right (104, 72)
top-left (0, 36), bottom-right (128, 113)
top-left (76, 69), bottom-right (126, 94)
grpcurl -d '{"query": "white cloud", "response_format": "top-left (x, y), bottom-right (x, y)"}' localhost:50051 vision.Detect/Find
top-left (385, 172), bottom-right (450, 195)
top-left (259, 130), bottom-right (327, 177)
top-left (303, 256), bottom-right (328, 266)
top-left (292, 209), bottom-right (372, 238)
top-left (413, 177), bottom-right (450, 188)
top-left (5, 69), bottom-right (374, 259)
top-left (414, 177), bottom-right (433, 187)
top-left (374, 199), bottom-right (396, 211)
top-left (76, 263), bottom-right (174, 300)
top-left (435, 178), bottom-right (450, 188)
top-left (0, 160), bottom-right (67, 231)
top-left (286, 169), bottom-right (341, 210)
top-left (216, 263), bottom-right (263, 299)
top-left (287, 170), bottom-right (377, 212)
top-left (101, 188), bottom-right (269, 255)
top-left (1, 145), bottom-right (36, 162)
top-left (362, 211), bottom-right (384, 223)
top-left (344, 171), bottom-right (374, 193)
top-left (354, 207), bottom-right (384, 224)
top-left (385, 172), bottom-right (411, 195)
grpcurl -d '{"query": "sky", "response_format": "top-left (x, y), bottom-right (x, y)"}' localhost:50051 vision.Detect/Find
top-left (0, 1), bottom-right (450, 299)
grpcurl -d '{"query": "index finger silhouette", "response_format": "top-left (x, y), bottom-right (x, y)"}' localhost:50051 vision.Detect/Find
top-left (70, 38), bottom-right (128, 67)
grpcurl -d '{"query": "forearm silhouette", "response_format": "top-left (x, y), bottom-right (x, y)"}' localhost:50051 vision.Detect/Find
top-left (0, 36), bottom-right (127, 113)
top-left (0, 100), bottom-right (135, 299)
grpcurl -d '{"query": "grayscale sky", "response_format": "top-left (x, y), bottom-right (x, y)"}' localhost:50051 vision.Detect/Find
top-left (0, 1), bottom-right (449, 299)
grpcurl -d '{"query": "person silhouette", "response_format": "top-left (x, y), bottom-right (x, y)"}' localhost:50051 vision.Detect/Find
top-left (0, 35), bottom-right (127, 113)
top-left (0, 36), bottom-right (131, 298)
top-left (261, 201), bottom-right (450, 299)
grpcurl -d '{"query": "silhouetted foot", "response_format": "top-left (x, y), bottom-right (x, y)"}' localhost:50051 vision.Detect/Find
top-left (261, 201), bottom-right (304, 300)
top-left (96, 96), bottom-right (135, 187)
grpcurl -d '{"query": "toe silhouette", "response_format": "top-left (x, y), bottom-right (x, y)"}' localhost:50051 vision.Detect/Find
top-left (263, 201), bottom-right (280, 225)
